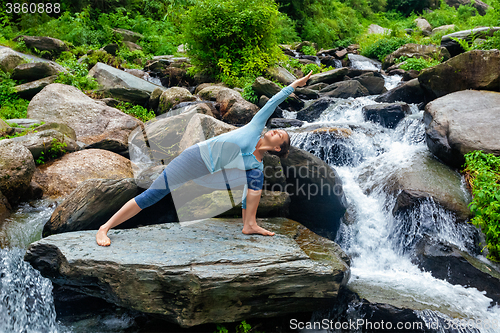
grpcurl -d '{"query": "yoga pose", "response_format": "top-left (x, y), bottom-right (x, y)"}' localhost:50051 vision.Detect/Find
top-left (96, 71), bottom-right (312, 246)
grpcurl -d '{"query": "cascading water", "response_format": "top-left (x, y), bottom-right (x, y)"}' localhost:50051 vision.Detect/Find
top-left (291, 58), bottom-right (500, 332)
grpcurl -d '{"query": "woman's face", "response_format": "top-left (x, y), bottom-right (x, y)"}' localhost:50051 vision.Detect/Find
top-left (265, 129), bottom-right (288, 151)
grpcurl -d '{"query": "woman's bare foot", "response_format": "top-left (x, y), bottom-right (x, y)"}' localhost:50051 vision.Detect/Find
top-left (242, 221), bottom-right (275, 236)
top-left (96, 227), bottom-right (111, 246)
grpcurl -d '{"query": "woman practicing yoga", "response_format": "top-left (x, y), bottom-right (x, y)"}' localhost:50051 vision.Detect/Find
top-left (96, 71), bottom-right (313, 246)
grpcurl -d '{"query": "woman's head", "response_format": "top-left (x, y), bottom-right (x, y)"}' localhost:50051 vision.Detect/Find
top-left (265, 129), bottom-right (291, 159)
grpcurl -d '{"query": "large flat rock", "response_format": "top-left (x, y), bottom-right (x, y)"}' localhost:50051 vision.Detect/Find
top-left (25, 217), bottom-right (350, 327)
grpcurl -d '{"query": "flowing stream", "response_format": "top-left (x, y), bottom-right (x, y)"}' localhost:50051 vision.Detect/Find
top-left (1, 58), bottom-right (500, 332)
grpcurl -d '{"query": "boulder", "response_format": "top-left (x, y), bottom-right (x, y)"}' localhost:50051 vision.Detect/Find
top-left (294, 87), bottom-right (319, 100)
top-left (25, 217), bottom-right (350, 327)
top-left (0, 190), bottom-right (11, 220)
top-left (0, 140), bottom-right (36, 205)
top-left (375, 78), bottom-right (426, 105)
top-left (431, 24), bottom-right (456, 36)
top-left (265, 66), bottom-right (296, 85)
top-left (296, 97), bottom-right (335, 122)
top-left (13, 35), bottom-right (69, 55)
top-left (112, 28), bottom-right (143, 43)
top-left (27, 83), bottom-right (141, 153)
top-left (18, 180), bottom-right (43, 202)
top-left (4, 118), bottom-right (42, 128)
top-left (197, 85), bottom-right (228, 101)
top-left (88, 62), bottom-right (166, 103)
top-left (444, 0), bottom-right (490, 16)
top-left (382, 44), bottom-right (450, 70)
top-left (367, 24), bottom-right (391, 35)
top-left (424, 90), bottom-right (500, 168)
top-left (414, 235), bottom-right (500, 304)
top-left (362, 103), bottom-right (411, 129)
top-left (277, 146), bottom-right (347, 239)
top-left (252, 77), bottom-right (303, 109)
top-left (148, 87), bottom-right (163, 112)
top-left (358, 150), bottom-right (472, 222)
top-left (10, 129), bottom-right (79, 161)
top-left (14, 75), bottom-right (58, 100)
top-left (160, 67), bottom-right (194, 87)
top-left (11, 61), bottom-right (66, 81)
top-left (441, 27), bottom-right (500, 57)
top-left (268, 118), bottom-right (304, 128)
top-left (32, 149), bottom-right (133, 197)
top-left (351, 72), bottom-right (387, 95)
top-left (177, 112), bottom-right (235, 151)
top-left (123, 41), bottom-right (142, 52)
top-left (158, 87), bottom-right (197, 114)
top-left (322, 80), bottom-right (369, 99)
top-left (0, 48), bottom-right (24, 72)
top-left (307, 68), bottom-right (349, 86)
top-left (414, 18), bottom-right (432, 36)
top-left (216, 88), bottom-right (260, 124)
top-left (418, 49), bottom-right (500, 99)
top-left (402, 70), bottom-right (419, 82)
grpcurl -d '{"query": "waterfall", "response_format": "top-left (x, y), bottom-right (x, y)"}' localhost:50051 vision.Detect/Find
top-left (294, 57), bottom-right (500, 332)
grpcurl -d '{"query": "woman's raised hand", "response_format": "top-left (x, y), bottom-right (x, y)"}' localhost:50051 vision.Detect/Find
top-left (290, 70), bottom-right (313, 89)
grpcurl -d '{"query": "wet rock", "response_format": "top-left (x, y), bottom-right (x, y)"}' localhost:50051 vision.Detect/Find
top-left (18, 180), bottom-right (43, 202)
top-left (0, 48), bottom-right (24, 72)
top-left (0, 140), bottom-right (36, 205)
top-left (294, 87), bottom-right (319, 100)
top-left (158, 87), bottom-right (197, 114)
top-left (278, 146), bottom-right (347, 239)
top-left (375, 78), bottom-right (426, 104)
top-left (424, 90), bottom-right (500, 168)
top-left (402, 70), bottom-right (419, 81)
top-left (32, 149), bottom-right (133, 197)
top-left (414, 235), bottom-right (500, 305)
top-left (0, 190), bottom-right (11, 220)
top-left (307, 68), bottom-right (349, 85)
top-left (27, 83), bottom-right (141, 151)
top-left (10, 129), bottom-right (79, 161)
top-left (322, 80), bottom-right (369, 99)
top-left (296, 97), bottom-right (335, 122)
top-left (362, 103), bottom-right (411, 129)
top-left (14, 75), bottom-right (58, 100)
top-left (88, 62), bottom-right (166, 103)
top-left (25, 217), bottom-right (350, 327)
top-left (268, 118), bottom-right (304, 128)
top-left (351, 72), bottom-right (387, 95)
top-left (159, 67), bottom-right (193, 87)
top-left (418, 49), bottom-right (500, 99)
top-left (11, 61), bottom-right (66, 81)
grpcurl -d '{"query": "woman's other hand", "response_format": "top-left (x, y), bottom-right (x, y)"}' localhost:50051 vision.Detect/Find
top-left (290, 70), bottom-right (313, 89)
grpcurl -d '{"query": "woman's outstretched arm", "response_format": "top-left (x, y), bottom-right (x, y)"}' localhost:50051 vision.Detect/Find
top-left (249, 71), bottom-right (313, 128)
top-left (96, 198), bottom-right (142, 246)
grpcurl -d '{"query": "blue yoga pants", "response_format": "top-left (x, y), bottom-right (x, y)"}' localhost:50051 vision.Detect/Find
top-left (134, 144), bottom-right (264, 210)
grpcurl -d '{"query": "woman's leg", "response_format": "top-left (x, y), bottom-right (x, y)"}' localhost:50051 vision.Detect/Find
top-left (241, 169), bottom-right (275, 236)
top-left (96, 145), bottom-right (211, 246)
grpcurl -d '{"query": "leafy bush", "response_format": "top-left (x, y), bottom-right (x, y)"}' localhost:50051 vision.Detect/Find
top-left (115, 102), bottom-right (156, 122)
top-left (0, 72), bottom-right (29, 120)
top-left (395, 56), bottom-right (442, 71)
top-left (361, 35), bottom-right (415, 61)
top-left (462, 150), bottom-right (500, 262)
top-left (54, 52), bottom-right (99, 91)
top-left (183, 0), bottom-right (285, 87)
top-left (301, 45), bottom-right (317, 55)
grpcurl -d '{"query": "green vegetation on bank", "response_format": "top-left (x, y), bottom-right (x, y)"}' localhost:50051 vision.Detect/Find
top-left (0, 72), bottom-right (29, 120)
top-left (463, 151), bottom-right (500, 262)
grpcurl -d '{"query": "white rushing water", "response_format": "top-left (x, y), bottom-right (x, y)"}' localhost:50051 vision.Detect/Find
top-left (291, 59), bottom-right (500, 332)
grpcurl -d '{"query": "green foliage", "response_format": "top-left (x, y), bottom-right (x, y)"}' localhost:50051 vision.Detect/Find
top-left (360, 35), bottom-right (415, 61)
top-left (213, 320), bottom-right (261, 333)
top-left (242, 83), bottom-right (259, 104)
top-left (0, 72), bottom-right (30, 120)
top-left (54, 51), bottom-right (99, 91)
top-left (183, 0), bottom-right (285, 87)
top-left (395, 56), bottom-right (442, 71)
top-left (475, 30), bottom-right (500, 50)
top-left (301, 45), bottom-right (317, 55)
top-left (115, 102), bottom-right (155, 122)
top-left (386, 0), bottom-right (434, 16)
top-left (0, 122), bottom-right (44, 141)
top-left (214, 324), bottom-right (229, 333)
top-left (462, 150), bottom-right (500, 262)
top-left (35, 138), bottom-right (68, 165)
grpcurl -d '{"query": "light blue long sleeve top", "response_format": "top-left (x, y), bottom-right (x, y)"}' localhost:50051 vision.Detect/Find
top-left (196, 84), bottom-right (295, 208)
